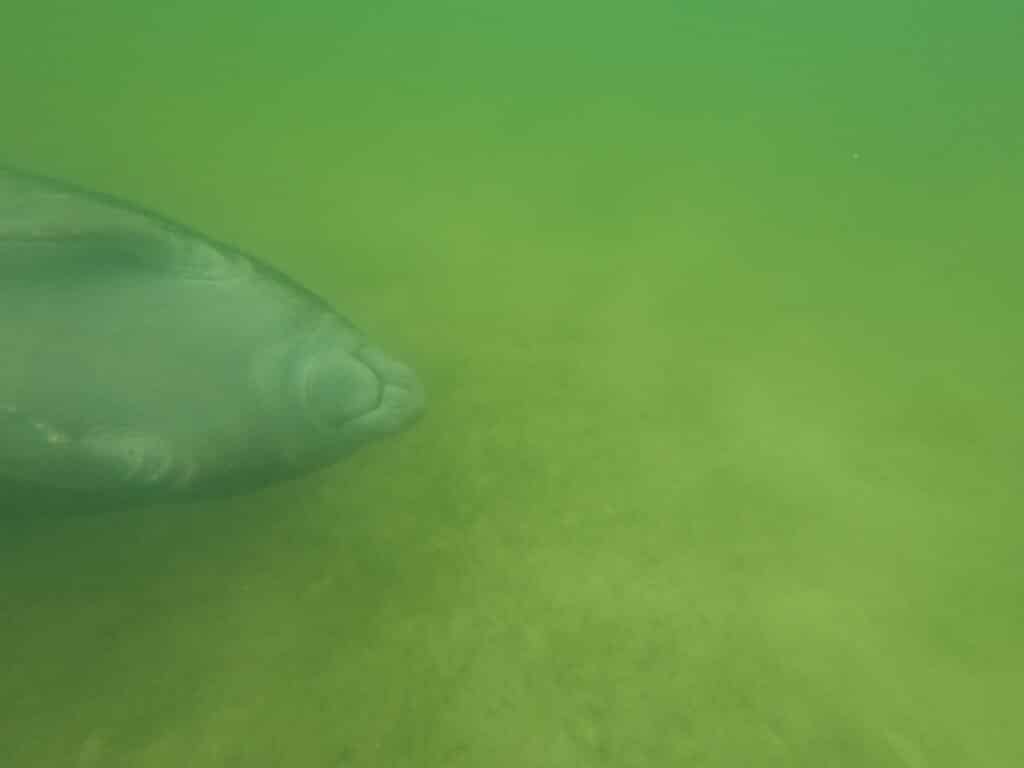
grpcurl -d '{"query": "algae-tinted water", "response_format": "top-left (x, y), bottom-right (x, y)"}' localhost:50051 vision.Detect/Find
top-left (1, 2), bottom-right (1021, 765)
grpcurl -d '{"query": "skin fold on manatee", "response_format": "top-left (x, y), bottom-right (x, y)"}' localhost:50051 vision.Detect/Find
top-left (0, 166), bottom-right (425, 504)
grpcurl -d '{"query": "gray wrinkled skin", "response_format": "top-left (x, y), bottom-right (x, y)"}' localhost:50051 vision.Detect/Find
top-left (0, 166), bottom-right (424, 503)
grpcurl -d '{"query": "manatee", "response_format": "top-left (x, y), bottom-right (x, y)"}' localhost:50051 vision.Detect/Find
top-left (0, 166), bottom-right (424, 503)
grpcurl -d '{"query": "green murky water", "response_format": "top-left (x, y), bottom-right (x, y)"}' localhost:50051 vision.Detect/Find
top-left (1, 2), bottom-right (1021, 765)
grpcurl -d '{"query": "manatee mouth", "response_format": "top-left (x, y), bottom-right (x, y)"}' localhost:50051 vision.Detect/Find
top-left (298, 341), bottom-right (425, 440)
top-left (348, 343), bottom-right (426, 434)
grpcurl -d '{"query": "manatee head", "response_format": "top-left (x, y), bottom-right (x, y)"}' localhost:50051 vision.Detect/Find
top-left (252, 312), bottom-right (425, 468)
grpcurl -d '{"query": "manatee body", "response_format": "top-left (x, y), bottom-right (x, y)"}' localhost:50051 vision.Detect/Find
top-left (0, 166), bottom-right (424, 502)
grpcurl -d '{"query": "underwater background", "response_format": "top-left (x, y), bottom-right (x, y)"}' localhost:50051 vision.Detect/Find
top-left (1, 1), bottom-right (1021, 765)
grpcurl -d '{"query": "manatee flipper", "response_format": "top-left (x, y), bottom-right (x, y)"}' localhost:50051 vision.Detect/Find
top-left (0, 406), bottom-right (195, 493)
